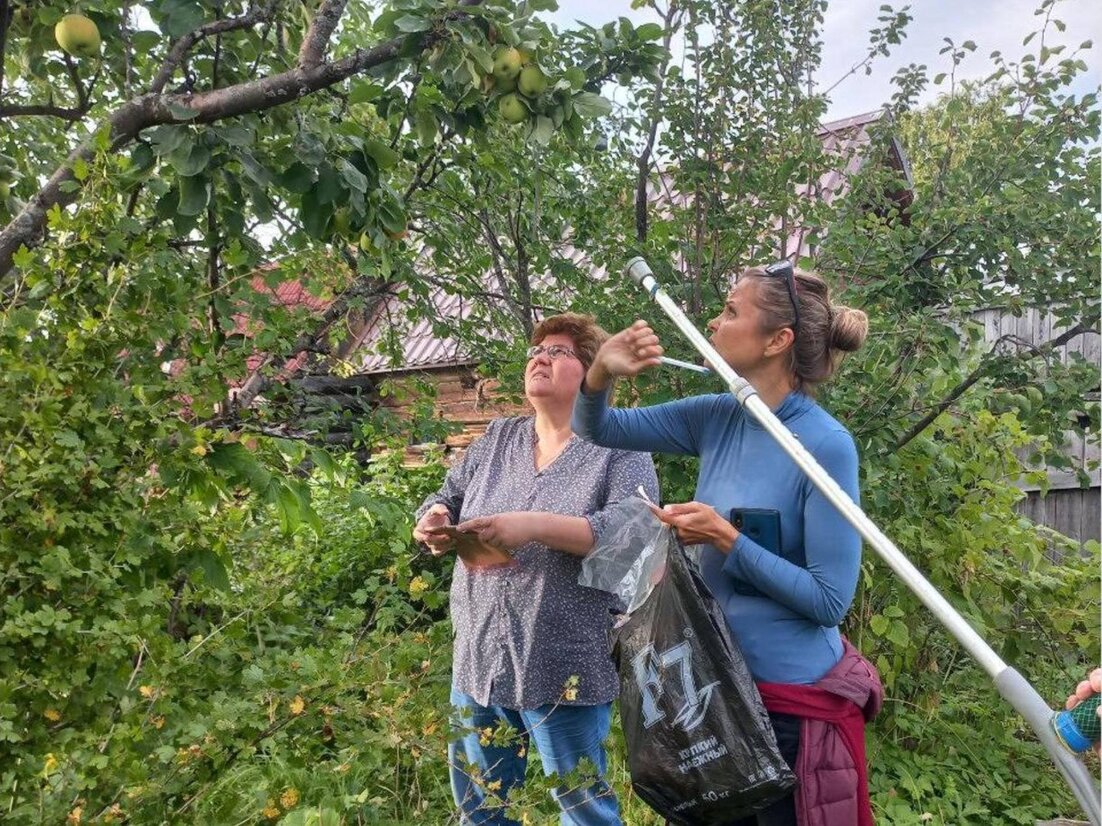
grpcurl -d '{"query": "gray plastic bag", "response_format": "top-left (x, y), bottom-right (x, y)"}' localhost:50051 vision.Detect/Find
top-left (578, 497), bottom-right (668, 614)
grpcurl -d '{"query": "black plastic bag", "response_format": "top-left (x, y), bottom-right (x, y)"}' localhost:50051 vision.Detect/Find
top-left (612, 532), bottom-right (796, 825)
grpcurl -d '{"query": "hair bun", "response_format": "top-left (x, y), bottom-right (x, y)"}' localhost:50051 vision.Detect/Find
top-left (829, 306), bottom-right (868, 352)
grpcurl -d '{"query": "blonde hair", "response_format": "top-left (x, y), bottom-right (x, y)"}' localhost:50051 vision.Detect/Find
top-left (739, 266), bottom-right (868, 391)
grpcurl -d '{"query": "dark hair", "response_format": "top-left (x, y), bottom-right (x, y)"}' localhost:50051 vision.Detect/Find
top-left (530, 312), bottom-right (609, 372)
top-left (740, 265), bottom-right (868, 391)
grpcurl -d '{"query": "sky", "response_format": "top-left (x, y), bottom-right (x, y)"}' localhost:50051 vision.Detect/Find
top-left (546, 0), bottom-right (1101, 121)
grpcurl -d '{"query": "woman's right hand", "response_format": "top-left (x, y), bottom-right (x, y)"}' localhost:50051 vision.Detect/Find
top-left (413, 504), bottom-right (454, 556)
top-left (587, 320), bottom-right (664, 390)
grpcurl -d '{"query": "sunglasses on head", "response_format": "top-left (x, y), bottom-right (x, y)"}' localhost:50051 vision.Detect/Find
top-left (763, 259), bottom-right (800, 336)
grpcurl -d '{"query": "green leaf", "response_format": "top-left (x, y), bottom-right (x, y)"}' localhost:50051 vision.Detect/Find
top-left (216, 123), bottom-right (255, 147)
top-left (527, 0), bottom-right (559, 10)
top-left (349, 81), bottom-right (384, 105)
top-left (635, 23), bottom-right (664, 41)
top-left (147, 125), bottom-right (190, 156)
top-left (466, 42), bottom-right (494, 74)
top-left (393, 14), bottom-right (430, 33)
top-left (132, 30), bottom-right (161, 53)
top-left (278, 162), bottom-right (315, 194)
top-left (571, 92), bottom-right (612, 119)
top-left (339, 159), bottom-right (369, 194)
top-left (310, 448), bottom-right (337, 479)
top-left (301, 187), bottom-right (334, 238)
top-left (563, 67), bottom-right (586, 90)
top-left (531, 115), bottom-right (554, 146)
top-left (177, 175), bottom-right (209, 216)
top-left (415, 108), bottom-right (438, 145)
top-left (315, 165), bottom-right (342, 205)
top-left (207, 443), bottom-right (272, 491)
top-left (378, 198), bottom-right (407, 234)
top-left (194, 549), bottom-right (230, 591)
top-left (887, 620), bottom-right (910, 647)
top-left (364, 138), bottom-right (400, 170)
top-left (155, 0), bottom-right (204, 38)
top-left (238, 151), bottom-right (273, 187)
top-left (168, 142), bottom-right (210, 176)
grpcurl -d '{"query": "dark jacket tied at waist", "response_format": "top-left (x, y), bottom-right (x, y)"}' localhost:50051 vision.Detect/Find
top-left (756, 639), bottom-right (883, 826)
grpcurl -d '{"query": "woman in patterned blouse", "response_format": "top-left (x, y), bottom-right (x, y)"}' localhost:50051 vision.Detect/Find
top-left (413, 312), bottom-right (659, 826)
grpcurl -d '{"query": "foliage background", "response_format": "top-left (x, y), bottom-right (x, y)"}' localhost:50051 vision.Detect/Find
top-left (0, 0), bottom-right (1098, 823)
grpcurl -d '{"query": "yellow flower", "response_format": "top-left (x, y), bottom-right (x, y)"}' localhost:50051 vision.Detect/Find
top-left (190, 444), bottom-right (207, 456)
top-left (408, 576), bottom-right (428, 597)
top-left (262, 799), bottom-right (281, 820)
top-left (562, 674), bottom-right (580, 702)
top-left (485, 779), bottom-right (502, 792)
top-left (479, 726), bottom-right (494, 746)
top-left (152, 715), bottom-right (165, 729)
top-left (139, 685), bottom-right (156, 699)
top-left (66, 805), bottom-right (83, 825)
top-left (43, 708), bottom-right (61, 722)
top-left (280, 787), bottom-right (300, 808)
top-left (103, 804), bottom-right (124, 823)
top-left (289, 695), bottom-right (306, 716)
top-left (43, 753), bottom-right (59, 776)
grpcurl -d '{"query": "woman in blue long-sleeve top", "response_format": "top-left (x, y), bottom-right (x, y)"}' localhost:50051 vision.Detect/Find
top-left (573, 262), bottom-right (873, 826)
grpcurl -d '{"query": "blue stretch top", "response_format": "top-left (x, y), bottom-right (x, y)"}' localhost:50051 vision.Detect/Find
top-left (573, 388), bottom-right (862, 684)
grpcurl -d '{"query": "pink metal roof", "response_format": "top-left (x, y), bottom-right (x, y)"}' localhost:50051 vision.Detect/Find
top-left (353, 286), bottom-right (479, 373)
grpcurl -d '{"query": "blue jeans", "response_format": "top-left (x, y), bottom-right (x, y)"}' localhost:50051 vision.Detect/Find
top-left (448, 687), bottom-right (622, 826)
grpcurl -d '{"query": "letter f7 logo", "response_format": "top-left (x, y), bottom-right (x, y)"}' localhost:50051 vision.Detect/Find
top-left (632, 640), bottom-right (719, 732)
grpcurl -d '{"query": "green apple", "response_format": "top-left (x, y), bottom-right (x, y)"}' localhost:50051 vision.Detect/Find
top-left (518, 65), bottom-right (547, 97)
top-left (499, 93), bottom-right (528, 124)
top-left (54, 14), bottom-right (101, 58)
top-left (492, 47), bottom-right (523, 81)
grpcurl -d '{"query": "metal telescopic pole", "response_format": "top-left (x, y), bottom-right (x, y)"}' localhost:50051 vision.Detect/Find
top-left (624, 257), bottom-right (1101, 824)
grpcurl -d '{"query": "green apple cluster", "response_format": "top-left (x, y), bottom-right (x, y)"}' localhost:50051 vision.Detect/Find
top-left (485, 47), bottom-right (549, 126)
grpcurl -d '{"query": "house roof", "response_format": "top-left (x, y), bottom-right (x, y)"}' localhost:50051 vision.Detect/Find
top-left (350, 108), bottom-right (911, 375)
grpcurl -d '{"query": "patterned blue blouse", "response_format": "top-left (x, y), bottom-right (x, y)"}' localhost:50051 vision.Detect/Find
top-left (417, 416), bottom-right (659, 709)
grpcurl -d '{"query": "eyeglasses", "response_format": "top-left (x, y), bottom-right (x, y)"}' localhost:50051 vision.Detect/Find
top-left (763, 260), bottom-right (800, 335)
top-left (526, 344), bottom-right (578, 361)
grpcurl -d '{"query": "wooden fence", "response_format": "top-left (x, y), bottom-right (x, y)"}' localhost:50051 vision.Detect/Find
top-left (972, 306), bottom-right (1100, 547)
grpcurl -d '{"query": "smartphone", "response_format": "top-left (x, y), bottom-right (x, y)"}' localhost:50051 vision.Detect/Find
top-left (729, 508), bottom-right (782, 597)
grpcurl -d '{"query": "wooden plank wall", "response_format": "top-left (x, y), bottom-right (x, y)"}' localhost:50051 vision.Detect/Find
top-left (1019, 488), bottom-right (1101, 550)
top-left (374, 367), bottom-right (530, 465)
top-left (972, 307), bottom-right (1100, 546)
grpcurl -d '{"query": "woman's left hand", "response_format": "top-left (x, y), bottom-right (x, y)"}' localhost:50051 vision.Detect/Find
top-left (456, 512), bottom-right (535, 552)
top-left (649, 501), bottom-right (739, 553)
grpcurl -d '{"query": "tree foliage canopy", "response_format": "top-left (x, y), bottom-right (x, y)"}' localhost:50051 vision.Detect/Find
top-left (0, 0), bottom-right (1097, 822)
